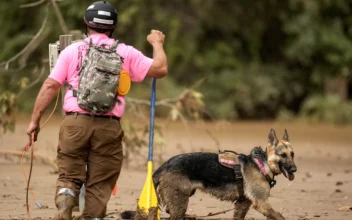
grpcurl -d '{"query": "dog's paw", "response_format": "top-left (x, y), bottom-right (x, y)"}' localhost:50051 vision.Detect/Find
top-left (120, 210), bottom-right (136, 220)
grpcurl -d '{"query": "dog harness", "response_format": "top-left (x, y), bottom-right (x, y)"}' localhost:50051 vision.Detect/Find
top-left (218, 149), bottom-right (277, 202)
top-left (233, 164), bottom-right (246, 201)
top-left (218, 150), bottom-right (246, 201)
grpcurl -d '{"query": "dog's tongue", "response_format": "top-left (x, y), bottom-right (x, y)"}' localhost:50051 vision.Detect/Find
top-left (283, 167), bottom-right (295, 181)
top-left (288, 172), bottom-right (295, 181)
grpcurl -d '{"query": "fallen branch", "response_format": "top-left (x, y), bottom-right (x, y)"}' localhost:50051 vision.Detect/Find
top-left (50, 0), bottom-right (69, 34)
top-left (206, 129), bottom-right (221, 150)
top-left (126, 78), bottom-right (206, 107)
top-left (20, 0), bottom-right (47, 8)
top-left (0, 149), bottom-right (57, 171)
top-left (18, 65), bottom-right (46, 98)
top-left (0, 5), bottom-right (49, 70)
top-left (126, 78), bottom-right (206, 148)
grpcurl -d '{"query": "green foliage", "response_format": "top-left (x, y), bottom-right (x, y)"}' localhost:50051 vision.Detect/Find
top-left (284, 0), bottom-right (352, 85)
top-left (299, 95), bottom-right (352, 124)
top-left (0, 92), bottom-right (17, 133)
top-left (0, 0), bottom-right (352, 125)
top-left (202, 65), bottom-right (306, 119)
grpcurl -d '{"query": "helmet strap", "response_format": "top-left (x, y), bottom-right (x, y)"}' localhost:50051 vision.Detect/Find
top-left (109, 29), bottom-right (114, 38)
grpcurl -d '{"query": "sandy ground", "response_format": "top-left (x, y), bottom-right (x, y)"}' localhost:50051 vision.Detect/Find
top-left (0, 115), bottom-right (352, 220)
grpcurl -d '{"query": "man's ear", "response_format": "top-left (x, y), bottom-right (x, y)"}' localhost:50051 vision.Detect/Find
top-left (282, 129), bottom-right (289, 142)
top-left (268, 129), bottom-right (279, 146)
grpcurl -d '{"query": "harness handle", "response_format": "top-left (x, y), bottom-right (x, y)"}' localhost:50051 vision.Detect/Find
top-left (219, 150), bottom-right (240, 155)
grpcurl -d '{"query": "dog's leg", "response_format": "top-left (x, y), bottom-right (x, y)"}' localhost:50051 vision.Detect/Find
top-left (165, 191), bottom-right (189, 220)
top-left (157, 175), bottom-right (192, 220)
top-left (233, 199), bottom-right (252, 220)
top-left (252, 200), bottom-right (285, 220)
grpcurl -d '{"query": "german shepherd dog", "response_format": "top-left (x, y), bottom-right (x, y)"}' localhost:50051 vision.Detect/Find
top-left (152, 129), bottom-right (297, 220)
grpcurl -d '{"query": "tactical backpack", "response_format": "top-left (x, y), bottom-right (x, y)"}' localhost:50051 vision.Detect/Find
top-left (69, 39), bottom-right (123, 114)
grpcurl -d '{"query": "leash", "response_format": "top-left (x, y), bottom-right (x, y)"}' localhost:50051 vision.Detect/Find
top-left (24, 133), bottom-right (34, 220)
top-left (22, 88), bottom-right (61, 220)
top-left (186, 207), bottom-right (236, 219)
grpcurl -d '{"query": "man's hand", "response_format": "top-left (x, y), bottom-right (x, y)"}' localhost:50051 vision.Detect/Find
top-left (26, 121), bottom-right (40, 143)
top-left (147, 30), bottom-right (165, 46)
top-left (146, 30), bottom-right (168, 78)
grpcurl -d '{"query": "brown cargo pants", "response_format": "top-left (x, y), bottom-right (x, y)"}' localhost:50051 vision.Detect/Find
top-left (56, 113), bottom-right (124, 219)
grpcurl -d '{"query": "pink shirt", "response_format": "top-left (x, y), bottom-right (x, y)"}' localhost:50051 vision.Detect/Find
top-left (49, 33), bottom-right (153, 117)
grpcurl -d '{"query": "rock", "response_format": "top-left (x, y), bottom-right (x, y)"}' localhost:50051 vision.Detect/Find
top-left (337, 206), bottom-right (352, 211)
top-left (336, 181), bottom-right (343, 186)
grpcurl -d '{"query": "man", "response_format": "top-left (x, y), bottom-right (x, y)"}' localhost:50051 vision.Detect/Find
top-left (26, 1), bottom-right (167, 219)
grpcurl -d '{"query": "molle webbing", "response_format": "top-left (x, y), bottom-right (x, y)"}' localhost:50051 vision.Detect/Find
top-left (218, 150), bottom-right (240, 169)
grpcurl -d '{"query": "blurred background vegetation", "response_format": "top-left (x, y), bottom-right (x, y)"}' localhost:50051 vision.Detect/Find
top-left (1, 0), bottom-right (352, 132)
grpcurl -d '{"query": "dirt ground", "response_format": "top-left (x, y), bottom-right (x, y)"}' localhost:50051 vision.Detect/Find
top-left (0, 115), bottom-right (351, 220)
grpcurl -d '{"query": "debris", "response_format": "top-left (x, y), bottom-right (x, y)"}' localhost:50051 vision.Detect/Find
top-left (39, 204), bottom-right (49, 209)
top-left (337, 206), bottom-right (352, 211)
top-left (305, 172), bottom-right (312, 178)
top-left (344, 170), bottom-right (351, 174)
top-left (0, 150), bottom-right (58, 171)
top-left (35, 201), bottom-right (48, 209)
top-left (326, 173), bottom-right (332, 177)
top-left (335, 189), bottom-right (342, 193)
top-left (49, 170), bottom-right (59, 175)
top-left (313, 214), bottom-right (321, 217)
top-left (336, 181), bottom-right (343, 186)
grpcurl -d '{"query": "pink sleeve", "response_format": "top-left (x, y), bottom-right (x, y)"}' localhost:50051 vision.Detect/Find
top-left (48, 46), bottom-right (72, 85)
top-left (123, 46), bottom-right (153, 82)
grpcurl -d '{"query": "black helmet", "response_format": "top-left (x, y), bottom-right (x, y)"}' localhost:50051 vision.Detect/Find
top-left (84, 1), bottom-right (118, 30)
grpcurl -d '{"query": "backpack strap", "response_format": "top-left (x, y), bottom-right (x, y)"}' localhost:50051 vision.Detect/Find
top-left (82, 38), bottom-right (93, 47)
top-left (67, 84), bottom-right (78, 97)
top-left (110, 40), bottom-right (119, 51)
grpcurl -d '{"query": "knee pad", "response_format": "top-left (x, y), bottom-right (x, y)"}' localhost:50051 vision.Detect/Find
top-left (55, 188), bottom-right (77, 209)
top-left (57, 188), bottom-right (76, 197)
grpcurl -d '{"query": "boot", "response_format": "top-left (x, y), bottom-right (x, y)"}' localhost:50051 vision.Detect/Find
top-left (54, 194), bottom-right (77, 220)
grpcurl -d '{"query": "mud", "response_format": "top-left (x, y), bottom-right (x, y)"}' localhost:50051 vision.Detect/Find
top-left (0, 116), bottom-right (351, 220)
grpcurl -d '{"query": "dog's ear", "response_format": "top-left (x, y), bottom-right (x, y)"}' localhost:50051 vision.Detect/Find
top-left (268, 129), bottom-right (279, 146)
top-left (282, 129), bottom-right (289, 142)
